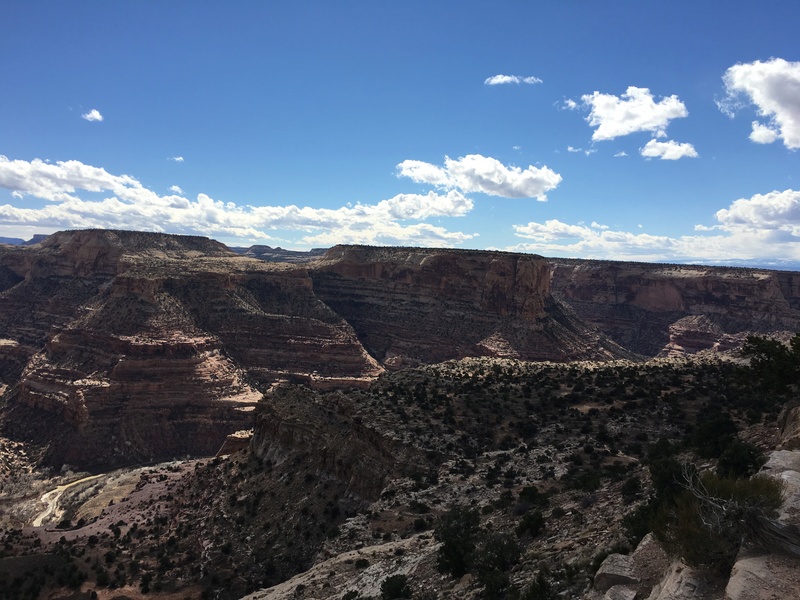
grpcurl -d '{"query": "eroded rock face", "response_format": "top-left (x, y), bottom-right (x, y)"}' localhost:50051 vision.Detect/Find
top-left (0, 231), bottom-right (381, 469)
top-left (549, 260), bottom-right (800, 356)
top-left (251, 385), bottom-right (428, 502)
top-left (724, 552), bottom-right (800, 600)
top-left (779, 405), bottom-right (800, 450)
top-left (310, 246), bottom-right (632, 366)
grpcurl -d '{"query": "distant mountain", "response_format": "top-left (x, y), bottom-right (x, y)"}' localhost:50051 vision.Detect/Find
top-left (0, 233), bottom-right (53, 246)
top-left (228, 244), bottom-right (328, 263)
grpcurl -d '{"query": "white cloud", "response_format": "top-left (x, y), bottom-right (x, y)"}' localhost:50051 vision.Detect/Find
top-left (614, 151), bottom-right (628, 157)
top-left (81, 109), bottom-right (103, 122)
top-left (562, 99), bottom-right (578, 110)
top-left (169, 185), bottom-right (184, 194)
top-left (715, 189), bottom-right (800, 232)
top-left (0, 155), bottom-right (139, 202)
top-left (170, 156), bottom-right (185, 162)
top-left (484, 74), bottom-right (542, 85)
top-left (640, 139), bottom-right (698, 160)
top-left (749, 121), bottom-right (779, 144)
top-left (580, 86), bottom-right (688, 141)
top-left (507, 188), bottom-right (800, 264)
top-left (397, 154), bottom-right (562, 200)
top-left (720, 58), bottom-right (800, 149)
top-left (0, 156), bottom-right (476, 247)
top-left (567, 146), bottom-right (596, 156)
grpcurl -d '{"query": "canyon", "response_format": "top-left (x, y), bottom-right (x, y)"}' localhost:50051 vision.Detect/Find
top-left (1, 231), bottom-right (800, 470)
top-left (1, 230), bottom-right (799, 600)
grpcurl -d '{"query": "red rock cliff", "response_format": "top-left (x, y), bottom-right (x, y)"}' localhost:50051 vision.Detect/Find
top-left (549, 259), bottom-right (800, 356)
top-left (309, 245), bottom-right (631, 366)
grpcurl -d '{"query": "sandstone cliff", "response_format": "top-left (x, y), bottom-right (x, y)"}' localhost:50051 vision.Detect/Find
top-left (5, 232), bottom-right (800, 471)
top-left (251, 385), bottom-right (429, 502)
top-left (549, 259), bottom-right (800, 356)
top-left (0, 230), bottom-right (381, 469)
top-left (310, 245), bottom-right (632, 367)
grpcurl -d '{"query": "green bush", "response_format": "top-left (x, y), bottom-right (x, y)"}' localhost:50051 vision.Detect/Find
top-left (620, 476), bottom-right (642, 502)
top-left (473, 532), bottom-right (521, 599)
top-left (515, 510), bottom-right (545, 538)
top-left (381, 574), bottom-right (412, 599)
top-left (434, 505), bottom-right (480, 577)
top-left (520, 572), bottom-right (555, 600)
top-left (717, 441), bottom-right (766, 478)
top-left (655, 472), bottom-right (784, 573)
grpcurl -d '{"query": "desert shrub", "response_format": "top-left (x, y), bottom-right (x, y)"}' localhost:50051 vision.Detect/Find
top-left (473, 532), bottom-right (521, 599)
top-left (620, 476), bottom-right (642, 502)
top-left (520, 572), bottom-right (556, 600)
top-left (717, 440), bottom-right (766, 478)
top-left (741, 334), bottom-right (800, 390)
top-left (623, 498), bottom-right (657, 546)
top-left (518, 485), bottom-right (549, 508)
top-left (516, 510), bottom-right (545, 538)
top-left (654, 472), bottom-right (784, 573)
top-left (381, 574), bottom-right (412, 599)
top-left (434, 505), bottom-right (480, 577)
top-left (691, 409), bottom-right (737, 458)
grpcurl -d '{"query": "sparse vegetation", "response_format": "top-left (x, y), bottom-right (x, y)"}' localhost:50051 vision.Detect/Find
top-left (3, 339), bottom-right (797, 599)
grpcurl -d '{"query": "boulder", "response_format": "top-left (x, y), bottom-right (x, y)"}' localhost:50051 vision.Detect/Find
top-left (605, 585), bottom-right (638, 600)
top-left (724, 552), bottom-right (800, 600)
top-left (595, 553), bottom-right (639, 592)
top-left (644, 561), bottom-right (725, 600)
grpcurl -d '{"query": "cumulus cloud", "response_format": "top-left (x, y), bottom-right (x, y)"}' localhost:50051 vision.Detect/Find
top-left (169, 185), bottom-right (183, 194)
top-left (0, 156), bottom-right (476, 247)
top-left (81, 109), bottom-right (103, 122)
top-left (567, 146), bottom-right (596, 156)
top-left (720, 58), bottom-right (800, 149)
top-left (640, 139), bottom-right (698, 160)
top-left (507, 188), bottom-right (800, 264)
top-left (749, 121), bottom-right (779, 144)
top-left (578, 86), bottom-right (688, 141)
top-left (715, 189), bottom-right (800, 232)
top-left (170, 156), bottom-right (185, 162)
top-left (484, 74), bottom-right (543, 85)
top-left (614, 151), bottom-right (628, 157)
top-left (397, 154), bottom-right (562, 200)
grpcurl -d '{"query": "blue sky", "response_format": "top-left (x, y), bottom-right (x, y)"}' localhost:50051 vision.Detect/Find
top-left (2, 2), bottom-right (800, 267)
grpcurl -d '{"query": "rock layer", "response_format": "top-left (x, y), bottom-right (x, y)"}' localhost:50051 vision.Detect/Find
top-left (0, 231), bottom-right (380, 469)
top-left (549, 259), bottom-right (800, 356)
top-left (310, 245), bottom-right (631, 366)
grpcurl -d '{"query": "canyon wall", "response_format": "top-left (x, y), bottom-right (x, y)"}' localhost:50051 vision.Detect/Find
top-left (310, 245), bottom-right (631, 367)
top-left (549, 259), bottom-right (800, 356)
top-left (0, 231), bottom-right (380, 469)
top-left (3, 231), bottom-right (800, 470)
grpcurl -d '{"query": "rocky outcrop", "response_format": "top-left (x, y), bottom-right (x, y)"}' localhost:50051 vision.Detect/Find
top-left (645, 562), bottom-right (726, 599)
top-left (724, 552), bottom-right (800, 600)
top-left (4, 232), bottom-right (800, 471)
top-left (549, 259), bottom-right (800, 356)
top-left (310, 246), bottom-right (632, 366)
top-left (0, 231), bottom-right (381, 469)
top-left (778, 404), bottom-right (800, 450)
top-left (593, 533), bottom-right (671, 598)
top-left (251, 385), bottom-right (428, 502)
top-left (230, 245), bottom-right (327, 263)
top-left (723, 450), bottom-right (800, 599)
